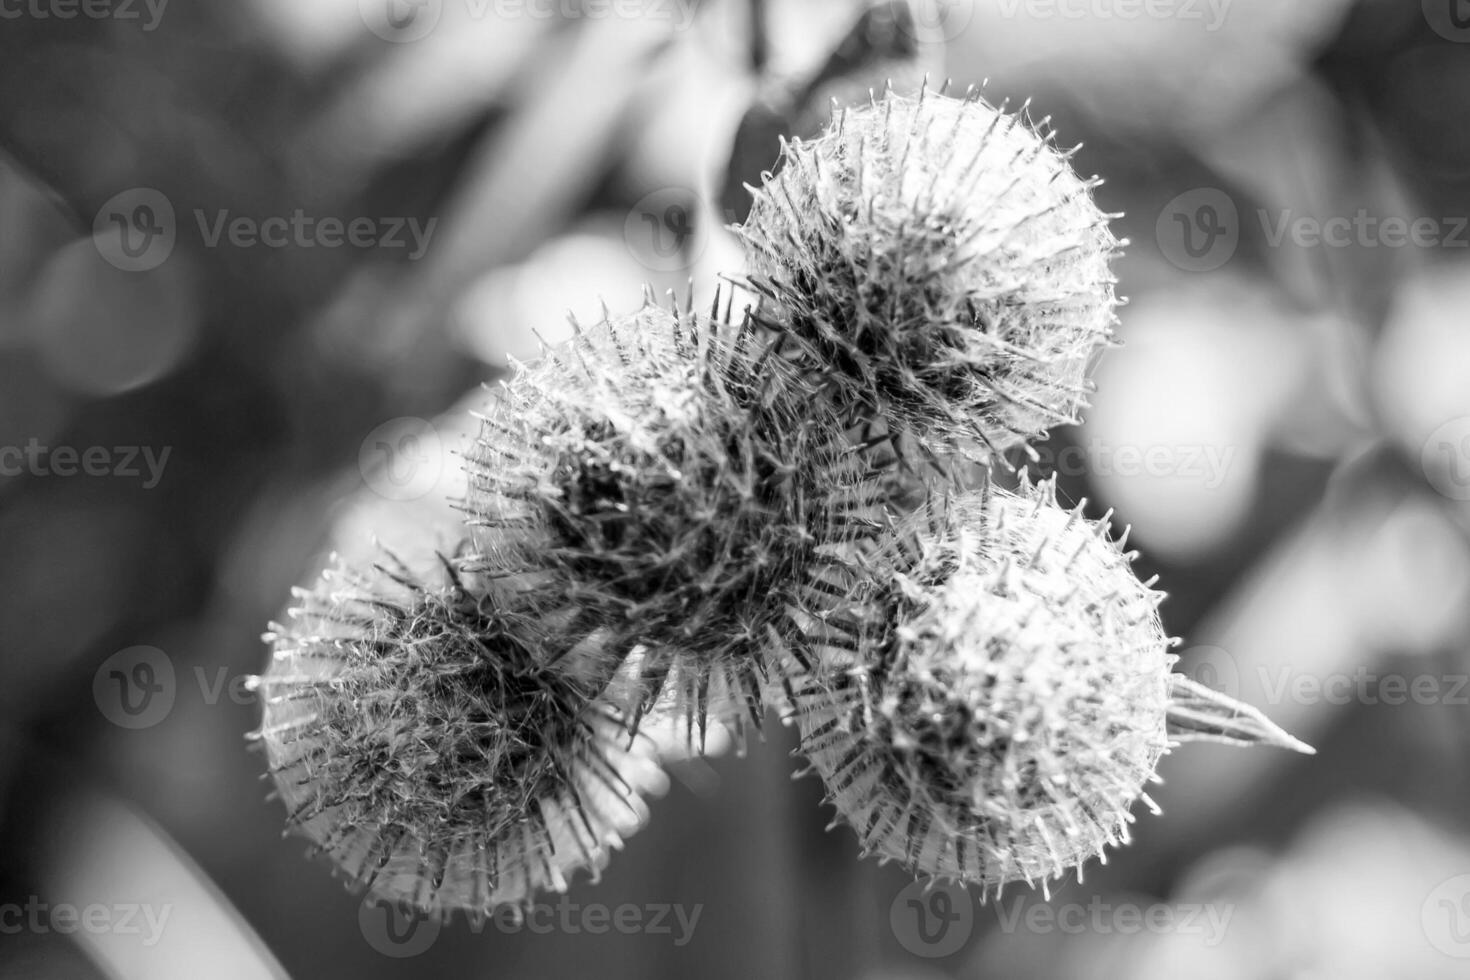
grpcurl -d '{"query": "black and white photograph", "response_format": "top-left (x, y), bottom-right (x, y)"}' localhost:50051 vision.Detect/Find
top-left (1, 1), bottom-right (1469, 977)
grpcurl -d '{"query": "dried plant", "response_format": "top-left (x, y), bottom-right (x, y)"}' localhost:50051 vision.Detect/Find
top-left (460, 299), bottom-right (886, 749)
top-left (249, 550), bottom-right (667, 919)
top-left (739, 85), bottom-right (1121, 462)
top-left (784, 478), bottom-right (1307, 896)
top-left (249, 87), bottom-right (1309, 922)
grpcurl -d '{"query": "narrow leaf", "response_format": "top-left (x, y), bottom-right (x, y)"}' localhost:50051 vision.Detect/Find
top-left (1167, 674), bottom-right (1316, 754)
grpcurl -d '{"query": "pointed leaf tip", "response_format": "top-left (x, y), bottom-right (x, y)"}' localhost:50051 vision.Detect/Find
top-left (1166, 675), bottom-right (1315, 755)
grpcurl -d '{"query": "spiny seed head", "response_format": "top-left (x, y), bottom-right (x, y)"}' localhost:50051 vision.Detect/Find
top-left (788, 478), bottom-right (1173, 893)
top-left (462, 301), bottom-right (884, 747)
top-left (739, 86), bottom-right (1121, 462)
top-left (248, 551), bottom-right (667, 920)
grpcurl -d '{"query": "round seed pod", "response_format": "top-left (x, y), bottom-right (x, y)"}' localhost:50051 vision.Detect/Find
top-left (249, 550), bottom-right (668, 920)
top-left (462, 300), bottom-right (884, 748)
top-left (787, 479), bottom-right (1172, 893)
top-left (739, 87), bottom-right (1121, 462)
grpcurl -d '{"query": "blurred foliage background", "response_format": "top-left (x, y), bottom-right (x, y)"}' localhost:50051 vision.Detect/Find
top-left (3, 1), bottom-right (1470, 977)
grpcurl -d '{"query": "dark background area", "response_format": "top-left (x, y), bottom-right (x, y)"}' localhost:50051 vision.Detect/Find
top-left (3, 1), bottom-right (1470, 977)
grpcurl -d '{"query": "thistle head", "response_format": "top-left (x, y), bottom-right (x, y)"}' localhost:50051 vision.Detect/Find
top-left (790, 479), bottom-right (1175, 893)
top-left (739, 86), bottom-right (1121, 462)
top-left (248, 550), bottom-right (667, 920)
top-left (462, 300), bottom-right (882, 746)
